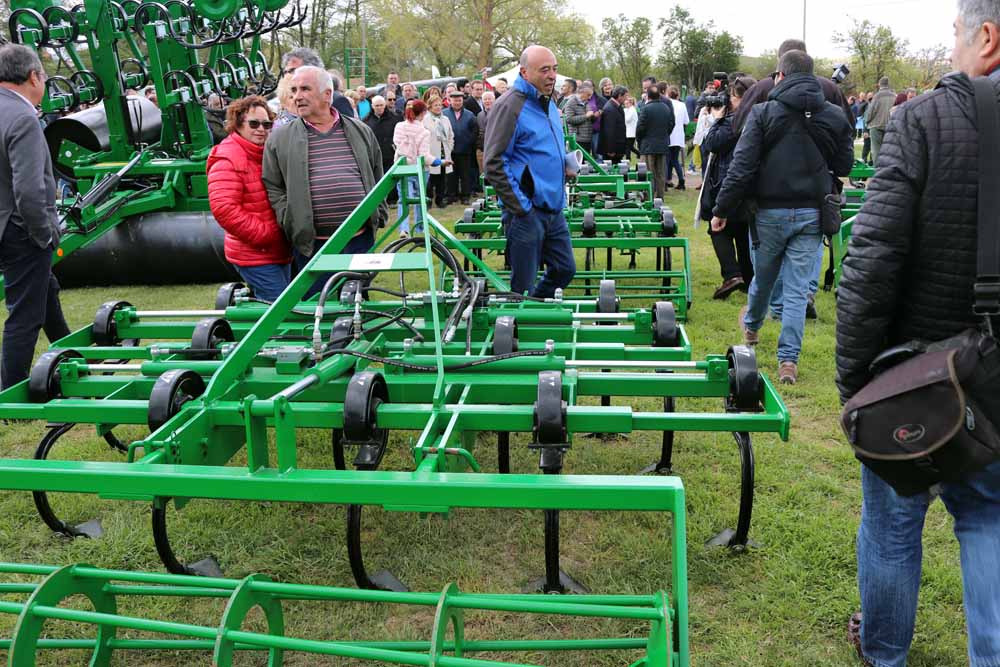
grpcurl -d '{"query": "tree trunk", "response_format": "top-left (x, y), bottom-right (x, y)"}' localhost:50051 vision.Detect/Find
top-left (477, 0), bottom-right (494, 70)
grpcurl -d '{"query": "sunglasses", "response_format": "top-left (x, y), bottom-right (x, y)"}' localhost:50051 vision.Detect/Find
top-left (246, 119), bottom-right (274, 130)
top-left (283, 67), bottom-right (297, 76)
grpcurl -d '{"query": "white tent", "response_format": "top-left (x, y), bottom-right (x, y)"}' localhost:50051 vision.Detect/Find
top-left (487, 67), bottom-right (572, 90)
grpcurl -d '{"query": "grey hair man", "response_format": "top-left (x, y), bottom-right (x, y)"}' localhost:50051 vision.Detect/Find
top-left (864, 76), bottom-right (896, 163)
top-left (280, 47), bottom-right (323, 78)
top-left (838, 2), bottom-right (1000, 665)
top-left (263, 65), bottom-right (386, 298)
top-left (0, 44), bottom-right (70, 390)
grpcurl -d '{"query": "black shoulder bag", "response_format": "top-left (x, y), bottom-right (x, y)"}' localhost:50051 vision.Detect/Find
top-left (839, 76), bottom-right (1000, 496)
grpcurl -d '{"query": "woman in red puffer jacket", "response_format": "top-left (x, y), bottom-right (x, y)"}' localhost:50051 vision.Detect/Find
top-left (207, 95), bottom-right (291, 301)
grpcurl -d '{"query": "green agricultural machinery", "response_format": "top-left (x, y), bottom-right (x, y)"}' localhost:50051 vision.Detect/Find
top-left (3, 0), bottom-right (298, 293)
top-left (0, 561), bottom-right (686, 666)
top-left (0, 163), bottom-right (788, 608)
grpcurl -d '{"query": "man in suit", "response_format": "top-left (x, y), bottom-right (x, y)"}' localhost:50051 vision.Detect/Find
top-left (0, 44), bottom-right (70, 390)
top-left (464, 79), bottom-right (485, 114)
top-left (598, 85), bottom-right (628, 164)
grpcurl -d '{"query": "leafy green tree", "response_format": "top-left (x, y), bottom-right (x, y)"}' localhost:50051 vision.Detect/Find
top-left (657, 7), bottom-right (743, 91)
top-left (600, 14), bottom-right (652, 91)
top-left (834, 19), bottom-right (908, 92)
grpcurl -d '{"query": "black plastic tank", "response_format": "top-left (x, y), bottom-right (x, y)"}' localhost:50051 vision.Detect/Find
top-left (54, 211), bottom-right (240, 287)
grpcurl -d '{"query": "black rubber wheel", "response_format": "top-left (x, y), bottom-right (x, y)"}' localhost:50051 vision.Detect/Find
top-left (463, 207), bottom-right (475, 224)
top-left (597, 280), bottom-right (619, 314)
top-left (636, 162), bottom-right (648, 181)
top-left (189, 318), bottom-right (234, 360)
top-left (582, 209), bottom-right (596, 237)
top-left (533, 371), bottom-right (567, 445)
top-left (92, 301), bottom-right (133, 346)
top-left (492, 316), bottom-right (519, 355)
top-left (653, 302), bottom-right (680, 348)
top-left (618, 161), bottom-right (629, 176)
top-left (28, 349), bottom-right (84, 403)
top-left (727, 345), bottom-right (762, 413)
top-left (214, 282), bottom-right (246, 310)
top-left (652, 197), bottom-right (663, 211)
top-left (147, 369), bottom-right (206, 432)
top-left (343, 371), bottom-right (389, 455)
top-left (660, 209), bottom-right (677, 237)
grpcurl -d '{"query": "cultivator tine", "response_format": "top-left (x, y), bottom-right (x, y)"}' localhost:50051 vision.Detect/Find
top-left (705, 432), bottom-right (760, 551)
top-left (151, 499), bottom-right (224, 577)
top-left (346, 505), bottom-right (408, 592)
top-left (639, 396), bottom-right (676, 476)
top-left (31, 423), bottom-right (108, 539)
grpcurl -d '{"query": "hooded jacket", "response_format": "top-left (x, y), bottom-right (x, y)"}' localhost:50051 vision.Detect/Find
top-left (836, 69), bottom-right (1000, 403)
top-left (713, 73), bottom-right (854, 218)
top-left (483, 75), bottom-right (566, 217)
top-left (207, 132), bottom-right (292, 266)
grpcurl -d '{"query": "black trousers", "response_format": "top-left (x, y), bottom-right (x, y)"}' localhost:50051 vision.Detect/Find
top-left (667, 146), bottom-right (685, 186)
top-left (709, 216), bottom-right (753, 283)
top-left (0, 222), bottom-right (70, 390)
top-left (861, 134), bottom-right (872, 164)
top-left (427, 171), bottom-right (448, 206)
top-left (449, 152), bottom-right (475, 201)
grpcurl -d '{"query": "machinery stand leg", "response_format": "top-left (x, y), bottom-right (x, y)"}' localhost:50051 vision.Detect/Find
top-left (497, 432), bottom-right (511, 474)
top-left (706, 432), bottom-right (759, 551)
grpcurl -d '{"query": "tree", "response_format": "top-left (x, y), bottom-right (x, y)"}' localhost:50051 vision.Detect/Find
top-left (600, 14), bottom-right (652, 92)
top-left (657, 7), bottom-right (743, 92)
top-left (834, 19), bottom-right (908, 92)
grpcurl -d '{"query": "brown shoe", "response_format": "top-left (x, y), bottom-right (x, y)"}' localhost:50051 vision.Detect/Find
top-left (713, 276), bottom-right (745, 300)
top-left (739, 306), bottom-right (759, 345)
top-left (847, 613), bottom-right (875, 666)
top-left (778, 361), bottom-right (798, 385)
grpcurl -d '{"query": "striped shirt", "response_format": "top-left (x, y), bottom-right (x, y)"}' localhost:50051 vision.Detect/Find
top-left (307, 118), bottom-right (367, 239)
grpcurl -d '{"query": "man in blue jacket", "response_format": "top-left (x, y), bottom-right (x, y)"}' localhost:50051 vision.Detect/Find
top-left (444, 90), bottom-right (478, 205)
top-left (483, 45), bottom-right (577, 298)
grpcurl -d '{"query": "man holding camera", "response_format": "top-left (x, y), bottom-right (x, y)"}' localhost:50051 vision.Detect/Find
top-left (711, 50), bottom-right (853, 385)
top-left (837, 2), bottom-right (1000, 664)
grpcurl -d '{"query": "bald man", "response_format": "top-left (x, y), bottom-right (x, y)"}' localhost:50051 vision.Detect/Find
top-left (483, 45), bottom-right (578, 298)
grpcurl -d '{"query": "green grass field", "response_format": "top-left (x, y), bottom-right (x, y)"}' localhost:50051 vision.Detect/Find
top-left (0, 190), bottom-right (970, 666)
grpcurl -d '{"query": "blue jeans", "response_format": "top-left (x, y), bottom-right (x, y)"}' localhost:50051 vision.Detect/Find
top-left (0, 223), bottom-right (70, 390)
top-left (590, 134), bottom-right (601, 160)
top-left (857, 462), bottom-right (1000, 667)
top-left (234, 263), bottom-right (292, 302)
top-left (502, 207), bottom-right (576, 298)
top-left (397, 176), bottom-right (424, 235)
top-left (293, 227), bottom-right (375, 300)
top-left (768, 241), bottom-right (826, 318)
top-left (743, 208), bottom-right (821, 364)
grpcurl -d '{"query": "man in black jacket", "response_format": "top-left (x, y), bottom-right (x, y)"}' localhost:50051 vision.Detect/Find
top-left (711, 50), bottom-right (853, 385)
top-left (635, 85), bottom-right (674, 199)
top-left (365, 95), bottom-right (400, 200)
top-left (837, 4), bottom-right (1000, 665)
top-left (598, 85), bottom-right (628, 164)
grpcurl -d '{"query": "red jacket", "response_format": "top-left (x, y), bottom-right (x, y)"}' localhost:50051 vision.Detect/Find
top-left (207, 132), bottom-right (291, 266)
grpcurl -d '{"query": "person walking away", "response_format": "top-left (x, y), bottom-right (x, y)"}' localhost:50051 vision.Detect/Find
top-left (598, 85), bottom-right (628, 164)
top-left (699, 76), bottom-right (757, 299)
top-left (666, 86), bottom-right (690, 190)
top-left (423, 95), bottom-right (454, 207)
top-left (393, 99), bottom-right (450, 236)
top-left (623, 94), bottom-right (639, 160)
top-left (262, 66), bottom-right (386, 299)
top-left (484, 45), bottom-right (578, 297)
top-left (207, 95), bottom-right (292, 301)
top-left (864, 77), bottom-right (895, 164)
top-left (635, 85), bottom-right (674, 200)
top-left (0, 44), bottom-right (70, 390)
top-left (710, 50), bottom-right (853, 385)
top-left (444, 90), bottom-right (477, 204)
top-left (837, 3), bottom-right (1000, 665)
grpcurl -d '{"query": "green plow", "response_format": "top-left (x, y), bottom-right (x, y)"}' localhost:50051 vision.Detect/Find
top-left (0, 559), bottom-right (684, 665)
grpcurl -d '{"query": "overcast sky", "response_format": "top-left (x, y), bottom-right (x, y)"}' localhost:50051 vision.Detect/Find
top-left (572, 0), bottom-right (958, 60)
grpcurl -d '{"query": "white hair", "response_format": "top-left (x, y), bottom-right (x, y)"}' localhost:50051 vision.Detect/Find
top-left (482, 90), bottom-right (495, 100)
top-left (296, 65), bottom-right (333, 93)
top-left (960, 0), bottom-right (1000, 42)
top-left (371, 95), bottom-right (386, 104)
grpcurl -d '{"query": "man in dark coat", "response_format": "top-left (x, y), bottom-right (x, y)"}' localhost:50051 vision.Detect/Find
top-left (710, 50), bottom-right (853, 385)
top-left (598, 85), bottom-right (628, 163)
top-left (365, 95), bottom-right (400, 202)
top-left (836, 6), bottom-right (1000, 666)
top-left (444, 89), bottom-right (478, 204)
top-left (635, 85), bottom-right (674, 199)
top-left (0, 44), bottom-right (70, 390)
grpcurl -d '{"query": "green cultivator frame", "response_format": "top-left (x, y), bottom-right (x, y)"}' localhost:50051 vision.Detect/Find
top-left (0, 561), bottom-right (684, 666)
top-left (0, 162), bottom-right (790, 665)
top-left (2, 0), bottom-right (297, 295)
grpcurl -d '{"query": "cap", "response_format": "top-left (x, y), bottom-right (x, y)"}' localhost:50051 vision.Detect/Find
top-left (449, 90), bottom-right (464, 97)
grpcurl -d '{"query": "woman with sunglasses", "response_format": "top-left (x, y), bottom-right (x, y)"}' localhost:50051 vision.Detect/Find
top-left (207, 95), bottom-right (292, 301)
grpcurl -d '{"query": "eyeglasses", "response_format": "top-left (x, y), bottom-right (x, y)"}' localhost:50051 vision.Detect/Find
top-left (246, 119), bottom-right (274, 130)
top-left (283, 67), bottom-right (297, 77)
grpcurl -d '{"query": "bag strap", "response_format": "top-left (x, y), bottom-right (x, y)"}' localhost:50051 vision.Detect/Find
top-left (973, 76), bottom-right (1000, 326)
top-left (778, 101), bottom-right (838, 194)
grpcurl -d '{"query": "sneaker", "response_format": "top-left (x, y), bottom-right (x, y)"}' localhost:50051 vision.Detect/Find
top-left (713, 276), bottom-right (745, 300)
top-left (778, 361), bottom-right (798, 385)
top-left (739, 306), bottom-right (759, 346)
top-left (675, 183), bottom-right (686, 191)
top-left (806, 293), bottom-right (818, 320)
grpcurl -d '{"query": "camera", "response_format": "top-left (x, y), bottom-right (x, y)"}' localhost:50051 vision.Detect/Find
top-left (704, 91), bottom-right (730, 109)
top-left (831, 63), bottom-right (850, 84)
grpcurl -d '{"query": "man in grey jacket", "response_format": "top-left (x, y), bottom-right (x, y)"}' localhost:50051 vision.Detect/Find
top-left (864, 77), bottom-right (896, 164)
top-left (563, 83), bottom-right (596, 149)
top-left (0, 44), bottom-right (69, 390)
top-left (262, 66), bottom-right (386, 298)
